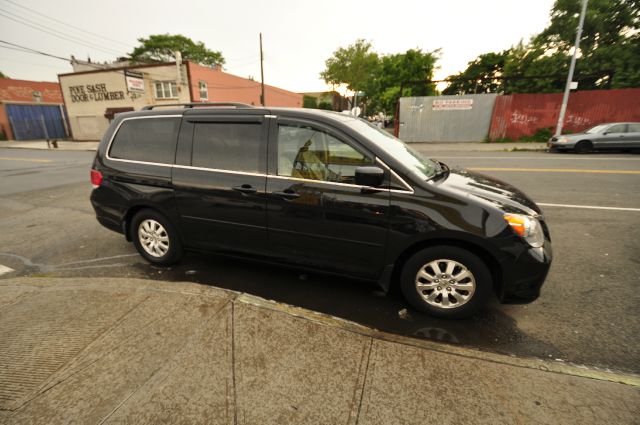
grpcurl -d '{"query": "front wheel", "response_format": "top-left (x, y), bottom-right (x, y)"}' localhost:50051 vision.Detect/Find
top-left (574, 140), bottom-right (592, 154)
top-left (400, 246), bottom-right (492, 319)
top-left (131, 209), bottom-right (183, 265)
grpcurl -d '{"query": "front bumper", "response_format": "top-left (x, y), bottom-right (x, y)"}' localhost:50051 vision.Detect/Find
top-left (499, 241), bottom-right (553, 304)
top-left (547, 140), bottom-right (576, 150)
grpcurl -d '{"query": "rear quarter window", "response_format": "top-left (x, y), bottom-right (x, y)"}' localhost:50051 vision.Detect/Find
top-left (109, 117), bottom-right (180, 164)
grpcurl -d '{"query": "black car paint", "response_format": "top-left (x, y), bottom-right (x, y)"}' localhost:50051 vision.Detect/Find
top-left (91, 107), bottom-right (552, 304)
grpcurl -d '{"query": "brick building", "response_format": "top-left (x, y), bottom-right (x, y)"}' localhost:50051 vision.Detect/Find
top-left (58, 60), bottom-right (302, 140)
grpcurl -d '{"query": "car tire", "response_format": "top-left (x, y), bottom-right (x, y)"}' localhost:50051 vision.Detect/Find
top-left (574, 140), bottom-right (592, 154)
top-left (400, 246), bottom-right (492, 319)
top-left (131, 209), bottom-right (183, 265)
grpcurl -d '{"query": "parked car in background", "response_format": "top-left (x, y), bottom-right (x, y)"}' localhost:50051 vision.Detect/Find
top-left (548, 122), bottom-right (640, 153)
top-left (90, 103), bottom-right (552, 319)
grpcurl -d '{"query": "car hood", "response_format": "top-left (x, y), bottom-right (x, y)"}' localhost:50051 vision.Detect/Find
top-left (552, 132), bottom-right (588, 140)
top-left (438, 168), bottom-right (542, 216)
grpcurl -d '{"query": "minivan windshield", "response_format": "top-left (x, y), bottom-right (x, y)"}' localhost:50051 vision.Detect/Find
top-left (346, 119), bottom-right (438, 180)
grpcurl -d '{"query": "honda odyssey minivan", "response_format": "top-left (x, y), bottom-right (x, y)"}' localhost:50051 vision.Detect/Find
top-left (90, 103), bottom-right (552, 319)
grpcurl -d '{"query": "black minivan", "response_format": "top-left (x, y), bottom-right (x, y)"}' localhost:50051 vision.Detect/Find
top-left (91, 103), bottom-right (552, 319)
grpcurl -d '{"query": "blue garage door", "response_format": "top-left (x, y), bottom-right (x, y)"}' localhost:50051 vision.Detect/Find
top-left (6, 104), bottom-right (68, 140)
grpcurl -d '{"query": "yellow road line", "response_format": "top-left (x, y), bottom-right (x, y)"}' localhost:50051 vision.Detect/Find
top-left (0, 156), bottom-right (52, 163)
top-left (469, 167), bottom-right (640, 175)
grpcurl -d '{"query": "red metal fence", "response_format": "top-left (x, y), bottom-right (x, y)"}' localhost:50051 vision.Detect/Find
top-left (488, 88), bottom-right (640, 141)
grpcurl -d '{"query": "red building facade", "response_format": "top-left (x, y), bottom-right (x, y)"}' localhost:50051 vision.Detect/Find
top-left (187, 62), bottom-right (302, 107)
top-left (0, 78), bottom-right (66, 140)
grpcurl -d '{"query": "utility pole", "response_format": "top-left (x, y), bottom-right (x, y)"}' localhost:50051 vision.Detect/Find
top-left (260, 33), bottom-right (265, 106)
top-left (555, 0), bottom-right (588, 137)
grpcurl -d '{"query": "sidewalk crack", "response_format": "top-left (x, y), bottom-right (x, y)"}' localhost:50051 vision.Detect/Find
top-left (231, 300), bottom-right (238, 425)
top-left (352, 337), bottom-right (373, 425)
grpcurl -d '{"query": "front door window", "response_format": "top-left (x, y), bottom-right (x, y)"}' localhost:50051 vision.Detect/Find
top-left (277, 124), bottom-right (372, 184)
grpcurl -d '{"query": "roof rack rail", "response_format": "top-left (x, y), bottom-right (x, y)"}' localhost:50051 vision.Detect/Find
top-left (142, 102), bottom-right (253, 110)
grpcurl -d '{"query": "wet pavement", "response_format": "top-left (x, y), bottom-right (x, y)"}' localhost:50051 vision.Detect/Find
top-left (1, 148), bottom-right (639, 374)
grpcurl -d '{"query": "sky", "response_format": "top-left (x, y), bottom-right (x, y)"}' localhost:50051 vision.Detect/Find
top-left (0, 0), bottom-right (556, 94)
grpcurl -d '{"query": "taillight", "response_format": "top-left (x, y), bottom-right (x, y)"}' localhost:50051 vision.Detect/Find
top-left (90, 169), bottom-right (103, 188)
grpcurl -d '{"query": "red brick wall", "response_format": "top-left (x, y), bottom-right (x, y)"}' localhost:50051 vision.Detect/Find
top-left (488, 88), bottom-right (640, 141)
top-left (187, 62), bottom-right (302, 107)
top-left (0, 78), bottom-right (63, 103)
top-left (0, 78), bottom-right (64, 139)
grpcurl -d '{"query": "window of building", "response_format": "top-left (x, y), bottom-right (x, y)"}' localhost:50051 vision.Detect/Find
top-left (277, 124), bottom-right (372, 184)
top-left (198, 81), bottom-right (208, 100)
top-left (192, 122), bottom-right (262, 173)
top-left (109, 117), bottom-right (180, 164)
top-left (154, 81), bottom-right (178, 99)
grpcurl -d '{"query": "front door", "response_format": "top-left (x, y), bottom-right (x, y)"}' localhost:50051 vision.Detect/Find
top-left (265, 117), bottom-right (389, 279)
top-left (173, 114), bottom-right (269, 255)
top-left (594, 123), bottom-right (628, 149)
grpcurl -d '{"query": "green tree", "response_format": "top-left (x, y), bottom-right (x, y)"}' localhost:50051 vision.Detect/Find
top-left (534, 0), bottom-right (640, 89)
top-left (129, 34), bottom-right (225, 66)
top-left (321, 42), bottom-right (439, 115)
top-left (501, 42), bottom-right (569, 93)
top-left (320, 39), bottom-right (379, 96)
top-left (443, 51), bottom-right (509, 95)
top-left (0, 70), bottom-right (7, 78)
top-left (302, 95), bottom-right (318, 108)
top-left (373, 48), bottom-right (439, 113)
top-left (444, 0), bottom-right (640, 93)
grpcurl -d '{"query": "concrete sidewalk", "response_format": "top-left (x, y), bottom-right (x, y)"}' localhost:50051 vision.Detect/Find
top-left (0, 140), bottom-right (99, 151)
top-left (0, 140), bottom-right (546, 153)
top-left (0, 277), bottom-right (637, 424)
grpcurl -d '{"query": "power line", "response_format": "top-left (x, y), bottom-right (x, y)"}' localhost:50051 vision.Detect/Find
top-left (0, 0), bottom-right (132, 50)
top-left (1, 40), bottom-right (298, 99)
top-left (0, 57), bottom-right (70, 69)
top-left (0, 40), bottom-right (70, 62)
top-left (0, 9), bottom-right (124, 56)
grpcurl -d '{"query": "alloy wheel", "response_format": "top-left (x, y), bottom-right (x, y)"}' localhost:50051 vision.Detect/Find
top-left (138, 219), bottom-right (170, 258)
top-left (415, 259), bottom-right (476, 309)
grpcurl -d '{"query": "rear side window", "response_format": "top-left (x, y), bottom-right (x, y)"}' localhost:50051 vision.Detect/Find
top-left (192, 122), bottom-right (262, 173)
top-left (109, 117), bottom-right (180, 164)
top-left (628, 124), bottom-right (640, 132)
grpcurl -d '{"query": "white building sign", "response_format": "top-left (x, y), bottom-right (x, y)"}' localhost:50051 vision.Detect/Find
top-left (125, 70), bottom-right (145, 93)
top-left (432, 99), bottom-right (473, 110)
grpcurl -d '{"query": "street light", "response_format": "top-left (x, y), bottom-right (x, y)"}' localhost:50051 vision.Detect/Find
top-left (555, 0), bottom-right (588, 137)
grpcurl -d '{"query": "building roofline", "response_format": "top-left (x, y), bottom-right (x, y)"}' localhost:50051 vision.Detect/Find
top-left (58, 61), bottom-right (179, 77)
top-left (0, 77), bottom-right (61, 85)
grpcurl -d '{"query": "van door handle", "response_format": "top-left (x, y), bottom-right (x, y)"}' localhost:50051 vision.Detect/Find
top-left (272, 190), bottom-right (300, 199)
top-left (232, 184), bottom-right (257, 194)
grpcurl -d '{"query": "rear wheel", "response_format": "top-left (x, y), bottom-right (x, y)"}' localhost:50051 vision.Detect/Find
top-left (400, 246), bottom-right (492, 319)
top-left (131, 209), bottom-right (183, 265)
top-left (574, 140), bottom-right (592, 154)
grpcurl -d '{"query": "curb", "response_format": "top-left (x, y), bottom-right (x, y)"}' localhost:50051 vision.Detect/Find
top-left (236, 292), bottom-right (640, 387)
top-left (4, 277), bottom-right (639, 388)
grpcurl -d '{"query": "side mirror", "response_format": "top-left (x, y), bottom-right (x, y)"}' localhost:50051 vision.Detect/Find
top-left (355, 166), bottom-right (385, 187)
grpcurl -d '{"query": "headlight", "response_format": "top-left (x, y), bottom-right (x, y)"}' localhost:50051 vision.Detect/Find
top-left (503, 214), bottom-right (545, 248)
top-left (557, 137), bottom-right (569, 143)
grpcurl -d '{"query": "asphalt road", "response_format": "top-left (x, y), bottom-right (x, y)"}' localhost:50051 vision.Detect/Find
top-left (1, 147), bottom-right (639, 374)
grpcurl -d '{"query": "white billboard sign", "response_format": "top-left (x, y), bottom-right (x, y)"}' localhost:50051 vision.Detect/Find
top-left (125, 70), bottom-right (145, 93)
top-left (432, 99), bottom-right (473, 110)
